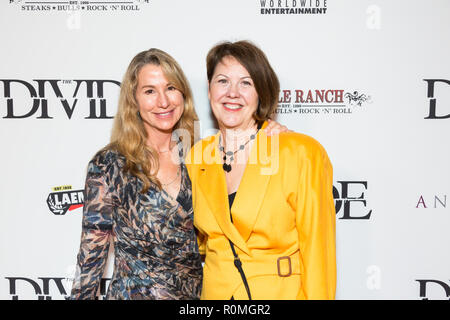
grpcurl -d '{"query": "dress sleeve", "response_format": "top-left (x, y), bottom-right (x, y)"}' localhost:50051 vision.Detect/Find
top-left (296, 144), bottom-right (336, 300)
top-left (70, 157), bottom-right (115, 300)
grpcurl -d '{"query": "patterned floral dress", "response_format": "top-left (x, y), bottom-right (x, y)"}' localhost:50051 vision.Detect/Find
top-left (70, 147), bottom-right (203, 300)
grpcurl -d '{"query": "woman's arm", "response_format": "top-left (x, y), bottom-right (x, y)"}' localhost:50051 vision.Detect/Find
top-left (295, 143), bottom-right (336, 300)
top-left (70, 158), bottom-right (115, 299)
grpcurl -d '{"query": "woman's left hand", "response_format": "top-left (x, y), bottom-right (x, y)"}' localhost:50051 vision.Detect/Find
top-left (264, 119), bottom-right (291, 136)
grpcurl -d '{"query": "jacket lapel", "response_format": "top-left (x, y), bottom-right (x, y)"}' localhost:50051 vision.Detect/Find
top-left (197, 122), bottom-right (277, 253)
top-left (197, 132), bottom-right (251, 255)
top-left (231, 123), bottom-right (274, 243)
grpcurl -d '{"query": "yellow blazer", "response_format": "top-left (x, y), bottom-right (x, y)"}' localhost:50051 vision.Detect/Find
top-left (186, 122), bottom-right (336, 300)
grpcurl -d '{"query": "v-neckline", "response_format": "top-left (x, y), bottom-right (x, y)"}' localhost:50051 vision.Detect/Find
top-left (160, 163), bottom-right (183, 204)
top-left (217, 130), bottom-right (257, 200)
top-left (159, 140), bottom-right (187, 209)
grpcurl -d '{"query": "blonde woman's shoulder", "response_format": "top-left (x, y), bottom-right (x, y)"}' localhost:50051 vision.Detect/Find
top-left (88, 145), bottom-right (126, 173)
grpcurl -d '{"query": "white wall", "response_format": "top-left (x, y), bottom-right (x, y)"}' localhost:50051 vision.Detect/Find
top-left (0, 0), bottom-right (449, 300)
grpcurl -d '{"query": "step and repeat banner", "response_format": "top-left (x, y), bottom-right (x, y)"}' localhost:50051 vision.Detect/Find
top-left (0, 0), bottom-right (449, 300)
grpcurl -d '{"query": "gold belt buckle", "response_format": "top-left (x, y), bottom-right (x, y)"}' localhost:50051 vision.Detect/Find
top-left (277, 256), bottom-right (292, 277)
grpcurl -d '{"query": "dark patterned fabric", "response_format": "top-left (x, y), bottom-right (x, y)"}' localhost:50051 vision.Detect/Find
top-left (70, 146), bottom-right (202, 300)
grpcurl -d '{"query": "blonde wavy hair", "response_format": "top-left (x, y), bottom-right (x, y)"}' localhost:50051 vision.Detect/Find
top-left (107, 48), bottom-right (198, 193)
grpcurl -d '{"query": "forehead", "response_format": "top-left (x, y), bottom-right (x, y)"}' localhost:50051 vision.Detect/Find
top-left (214, 56), bottom-right (250, 77)
top-left (137, 63), bottom-right (169, 86)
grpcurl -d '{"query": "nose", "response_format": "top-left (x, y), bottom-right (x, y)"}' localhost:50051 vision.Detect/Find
top-left (158, 91), bottom-right (169, 109)
top-left (227, 82), bottom-right (240, 98)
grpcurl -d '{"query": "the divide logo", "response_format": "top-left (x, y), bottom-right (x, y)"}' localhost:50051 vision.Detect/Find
top-left (0, 79), bottom-right (120, 119)
top-left (424, 79), bottom-right (450, 119)
top-left (416, 279), bottom-right (450, 300)
top-left (333, 181), bottom-right (372, 220)
top-left (4, 276), bottom-right (111, 300)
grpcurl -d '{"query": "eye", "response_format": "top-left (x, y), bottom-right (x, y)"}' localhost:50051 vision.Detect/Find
top-left (167, 85), bottom-right (177, 91)
top-left (145, 89), bottom-right (154, 94)
top-left (217, 78), bottom-right (228, 85)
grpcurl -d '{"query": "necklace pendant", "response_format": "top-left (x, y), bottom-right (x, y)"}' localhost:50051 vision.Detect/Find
top-left (223, 163), bottom-right (232, 172)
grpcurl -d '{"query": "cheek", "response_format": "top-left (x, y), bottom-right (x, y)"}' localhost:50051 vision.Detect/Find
top-left (172, 92), bottom-right (184, 107)
top-left (171, 93), bottom-right (185, 115)
top-left (177, 103), bottom-right (185, 116)
top-left (136, 94), bottom-right (155, 112)
top-left (244, 91), bottom-right (259, 110)
top-left (209, 86), bottom-right (226, 104)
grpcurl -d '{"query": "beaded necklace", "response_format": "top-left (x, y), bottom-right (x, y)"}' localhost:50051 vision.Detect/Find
top-left (218, 129), bottom-right (259, 172)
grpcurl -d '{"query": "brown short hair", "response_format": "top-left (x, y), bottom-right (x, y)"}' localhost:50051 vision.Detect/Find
top-left (206, 40), bottom-right (280, 124)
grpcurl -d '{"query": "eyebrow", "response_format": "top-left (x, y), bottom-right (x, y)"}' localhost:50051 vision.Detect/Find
top-left (140, 83), bottom-right (173, 89)
top-left (214, 74), bottom-right (252, 80)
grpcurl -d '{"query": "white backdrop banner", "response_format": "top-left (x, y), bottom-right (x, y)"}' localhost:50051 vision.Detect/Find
top-left (0, 0), bottom-right (449, 300)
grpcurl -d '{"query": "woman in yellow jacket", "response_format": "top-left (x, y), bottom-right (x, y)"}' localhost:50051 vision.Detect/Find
top-left (187, 40), bottom-right (336, 300)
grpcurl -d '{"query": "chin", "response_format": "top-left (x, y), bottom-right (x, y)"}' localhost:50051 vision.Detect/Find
top-left (143, 118), bottom-right (179, 134)
top-left (218, 120), bottom-right (240, 130)
top-left (158, 121), bottom-right (179, 132)
top-left (220, 115), bottom-right (257, 131)
top-left (215, 106), bottom-right (256, 129)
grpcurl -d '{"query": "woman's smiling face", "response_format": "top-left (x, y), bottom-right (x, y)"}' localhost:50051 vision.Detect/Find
top-left (135, 63), bottom-right (184, 136)
top-left (208, 56), bottom-right (259, 131)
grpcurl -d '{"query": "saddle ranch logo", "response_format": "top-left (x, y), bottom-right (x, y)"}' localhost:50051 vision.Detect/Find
top-left (277, 88), bottom-right (372, 115)
top-left (8, 0), bottom-right (150, 12)
top-left (46, 185), bottom-right (84, 215)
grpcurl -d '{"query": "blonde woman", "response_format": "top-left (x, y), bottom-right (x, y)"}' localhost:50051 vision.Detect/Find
top-left (70, 48), bottom-right (286, 300)
top-left (70, 49), bottom-right (202, 300)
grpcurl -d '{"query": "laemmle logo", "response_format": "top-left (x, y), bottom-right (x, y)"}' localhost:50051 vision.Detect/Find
top-left (46, 185), bottom-right (84, 215)
top-left (424, 79), bottom-right (450, 119)
top-left (0, 79), bottom-right (119, 119)
top-left (416, 279), bottom-right (450, 300)
top-left (8, 0), bottom-right (150, 12)
top-left (333, 181), bottom-right (372, 220)
top-left (277, 89), bottom-right (372, 115)
top-left (260, 0), bottom-right (328, 15)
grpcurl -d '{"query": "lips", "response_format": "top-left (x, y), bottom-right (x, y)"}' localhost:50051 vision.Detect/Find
top-left (154, 109), bottom-right (175, 118)
top-left (223, 103), bottom-right (243, 112)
